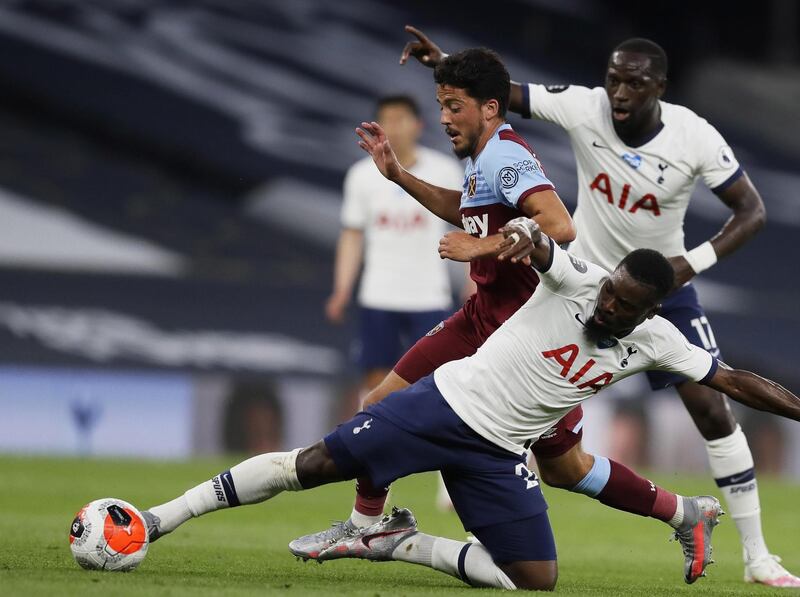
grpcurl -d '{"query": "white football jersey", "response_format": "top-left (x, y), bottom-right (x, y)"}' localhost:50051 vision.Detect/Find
top-left (341, 147), bottom-right (463, 311)
top-left (523, 84), bottom-right (743, 271)
top-left (434, 242), bottom-right (716, 455)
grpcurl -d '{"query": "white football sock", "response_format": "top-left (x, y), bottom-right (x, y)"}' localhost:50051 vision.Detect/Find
top-left (668, 495), bottom-right (686, 528)
top-left (150, 449), bottom-right (302, 535)
top-left (391, 534), bottom-right (515, 589)
top-left (349, 508), bottom-right (382, 528)
top-left (705, 425), bottom-right (769, 562)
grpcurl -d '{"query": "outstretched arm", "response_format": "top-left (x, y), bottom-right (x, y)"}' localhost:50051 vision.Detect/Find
top-left (356, 122), bottom-right (462, 226)
top-left (706, 362), bottom-right (800, 422)
top-left (399, 25), bottom-right (531, 116)
top-left (669, 173), bottom-right (766, 287)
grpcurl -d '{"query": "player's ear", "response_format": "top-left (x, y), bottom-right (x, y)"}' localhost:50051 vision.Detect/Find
top-left (482, 98), bottom-right (500, 121)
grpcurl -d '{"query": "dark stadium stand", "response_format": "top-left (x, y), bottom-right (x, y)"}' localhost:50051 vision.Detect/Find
top-left (0, 0), bottom-right (797, 383)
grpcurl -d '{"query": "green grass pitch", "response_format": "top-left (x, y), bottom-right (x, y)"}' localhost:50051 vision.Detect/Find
top-left (2, 455), bottom-right (798, 596)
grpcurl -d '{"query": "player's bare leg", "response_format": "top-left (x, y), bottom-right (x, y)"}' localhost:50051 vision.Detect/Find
top-left (534, 442), bottom-right (723, 583)
top-left (678, 381), bottom-right (800, 587)
top-left (362, 369), bottom-right (410, 407)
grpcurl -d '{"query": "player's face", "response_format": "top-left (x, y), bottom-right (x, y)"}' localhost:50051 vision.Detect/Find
top-left (436, 84), bottom-right (484, 159)
top-left (604, 51), bottom-right (665, 136)
top-left (377, 104), bottom-right (422, 156)
top-left (589, 267), bottom-right (659, 338)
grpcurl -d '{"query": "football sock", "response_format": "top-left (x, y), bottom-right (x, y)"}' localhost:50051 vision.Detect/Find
top-left (351, 476), bottom-right (388, 527)
top-left (392, 534), bottom-right (516, 589)
top-left (571, 455), bottom-right (680, 524)
top-left (705, 425), bottom-right (769, 562)
top-left (150, 450), bottom-right (302, 534)
top-left (668, 497), bottom-right (685, 528)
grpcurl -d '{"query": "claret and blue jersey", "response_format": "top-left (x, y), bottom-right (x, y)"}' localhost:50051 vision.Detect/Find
top-left (459, 123), bottom-right (557, 335)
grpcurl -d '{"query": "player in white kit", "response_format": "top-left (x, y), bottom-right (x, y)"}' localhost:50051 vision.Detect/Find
top-left (328, 95), bottom-right (464, 392)
top-left (140, 221), bottom-right (800, 590)
top-left (400, 28), bottom-right (798, 587)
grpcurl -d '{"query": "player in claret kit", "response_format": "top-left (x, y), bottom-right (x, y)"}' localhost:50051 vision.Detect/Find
top-left (400, 27), bottom-right (798, 588)
top-left (293, 47), bottom-right (576, 541)
top-left (139, 220), bottom-right (800, 590)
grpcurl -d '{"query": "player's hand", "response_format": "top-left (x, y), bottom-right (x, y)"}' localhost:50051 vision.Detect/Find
top-left (356, 122), bottom-right (402, 182)
top-left (498, 217), bottom-right (541, 266)
top-left (438, 231), bottom-right (482, 262)
top-left (399, 25), bottom-right (445, 68)
top-left (668, 255), bottom-right (695, 289)
top-left (325, 293), bottom-right (349, 324)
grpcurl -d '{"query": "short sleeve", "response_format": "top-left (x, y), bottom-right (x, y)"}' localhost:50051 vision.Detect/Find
top-left (340, 164), bottom-right (368, 229)
top-left (534, 239), bottom-right (606, 296)
top-left (521, 84), bottom-right (597, 130)
top-left (651, 320), bottom-right (718, 383)
top-left (693, 119), bottom-right (743, 193)
top-left (482, 133), bottom-right (555, 209)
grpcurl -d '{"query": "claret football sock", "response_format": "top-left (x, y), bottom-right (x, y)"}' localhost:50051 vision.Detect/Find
top-left (571, 455), bottom-right (681, 524)
top-left (351, 476), bottom-right (388, 527)
top-left (149, 450), bottom-right (302, 535)
top-left (705, 425), bottom-right (769, 562)
top-left (391, 534), bottom-right (516, 589)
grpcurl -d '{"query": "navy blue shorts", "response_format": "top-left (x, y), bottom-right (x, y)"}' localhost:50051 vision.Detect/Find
top-left (324, 375), bottom-right (555, 562)
top-left (355, 307), bottom-right (449, 371)
top-left (646, 283), bottom-right (723, 390)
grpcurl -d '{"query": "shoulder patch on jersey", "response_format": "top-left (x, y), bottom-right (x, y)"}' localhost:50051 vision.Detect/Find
top-left (717, 145), bottom-right (734, 168)
top-left (568, 253), bottom-right (588, 273)
top-left (546, 84), bottom-right (570, 93)
top-left (499, 167), bottom-right (519, 189)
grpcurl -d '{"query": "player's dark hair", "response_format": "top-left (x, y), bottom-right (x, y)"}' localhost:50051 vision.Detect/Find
top-left (434, 48), bottom-right (510, 117)
top-left (612, 38), bottom-right (668, 80)
top-left (619, 249), bottom-right (674, 301)
top-left (376, 94), bottom-right (421, 118)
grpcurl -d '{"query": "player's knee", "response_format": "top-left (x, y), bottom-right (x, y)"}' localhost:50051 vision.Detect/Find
top-left (535, 450), bottom-right (593, 490)
top-left (295, 441), bottom-right (342, 489)
top-left (502, 560), bottom-right (558, 591)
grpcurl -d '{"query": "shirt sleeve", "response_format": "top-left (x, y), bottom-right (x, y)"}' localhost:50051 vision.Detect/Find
top-left (650, 319), bottom-right (719, 383)
top-left (521, 84), bottom-right (597, 130)
top-left (340, 164), bottom-right (368, 229)
top-left (482, 135), bottom-right (555, 210)
top-left (534, 239), bottom-right (606, 296)
top-left (693, 118), bottom-right (743, 193)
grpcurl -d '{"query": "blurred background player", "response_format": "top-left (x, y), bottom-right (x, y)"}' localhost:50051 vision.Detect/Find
top-left (401, 26), bottom-right (798, 588)
top-left (326, 95), bottom-right (466, 394)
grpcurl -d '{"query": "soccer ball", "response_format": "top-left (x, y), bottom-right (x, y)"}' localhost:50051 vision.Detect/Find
top-left (69, 498), bottom-right (149, 571)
